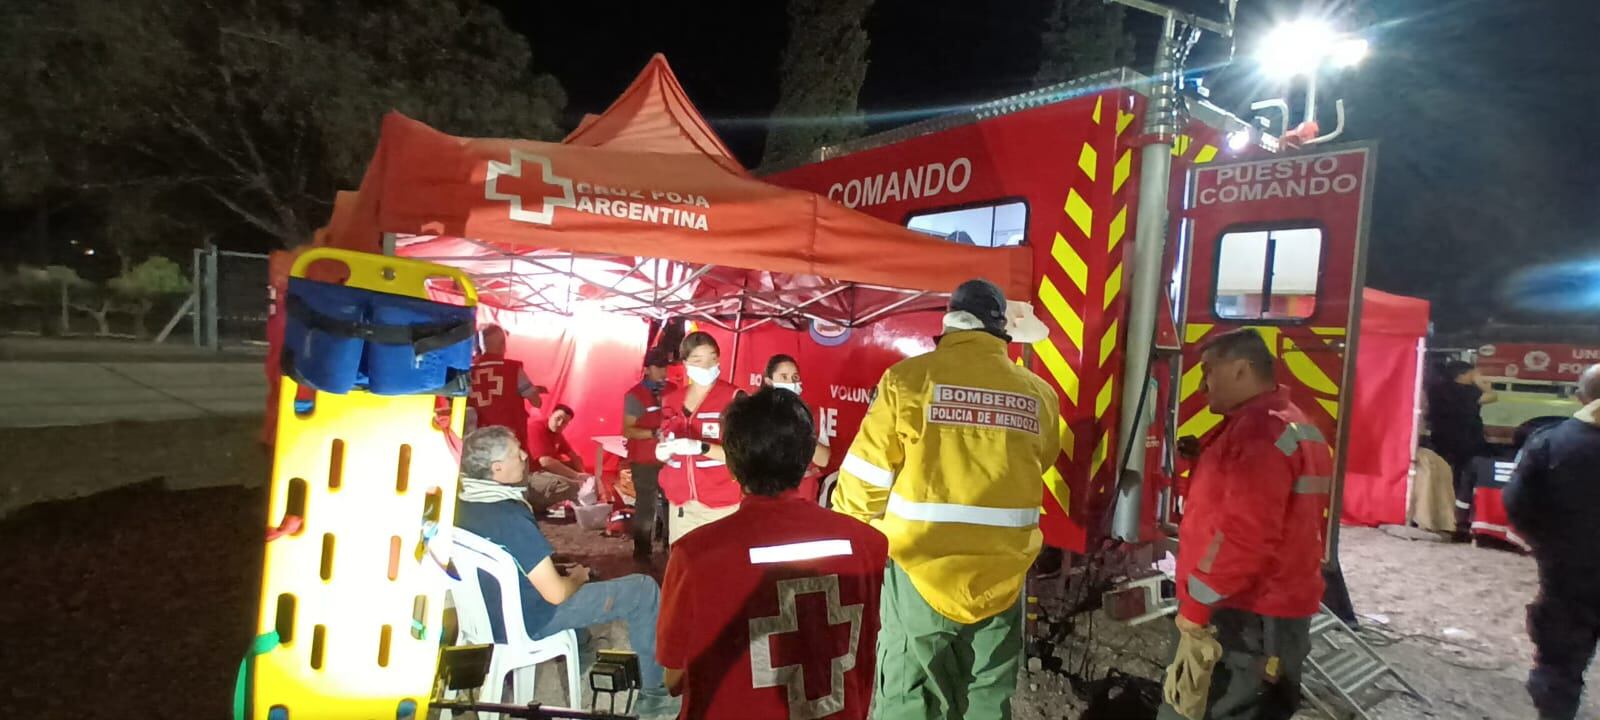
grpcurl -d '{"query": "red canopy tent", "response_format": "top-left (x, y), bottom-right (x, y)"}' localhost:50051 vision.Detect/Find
top-left (283, 55), bottom-right (1033, 466)
top-left (1341, 289), bottom-right (1431, 526)
top-left (320, 54), bottom-right (1031, 330)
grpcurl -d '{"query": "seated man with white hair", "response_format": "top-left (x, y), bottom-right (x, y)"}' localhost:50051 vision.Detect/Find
top-left (454, 425), bottom-right (679, 719)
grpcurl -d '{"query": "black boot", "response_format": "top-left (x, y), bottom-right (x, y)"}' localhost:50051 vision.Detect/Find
top-left (1452, 507), bottom-right (1472, 543)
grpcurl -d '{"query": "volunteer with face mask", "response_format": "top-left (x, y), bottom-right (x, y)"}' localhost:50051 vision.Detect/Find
top-left (760, 353), bottom-right (832, 502)
top-left (656, 332), bottom-right (746, 543)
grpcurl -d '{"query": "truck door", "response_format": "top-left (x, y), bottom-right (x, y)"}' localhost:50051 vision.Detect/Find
top-left (1171, 144), bottom-right (1376, 534)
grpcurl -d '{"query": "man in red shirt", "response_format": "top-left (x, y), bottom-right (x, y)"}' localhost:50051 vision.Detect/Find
top-left (622, 348), bottom-right (676, 560)
top-left (525, 404), bottom-right (586, 513)
top-left (1162, 329), bottom-right (1333, 720)
top-left (467, 324), bottom-right (547, 449)
top-left (658, 387), bottom-right (888, 720)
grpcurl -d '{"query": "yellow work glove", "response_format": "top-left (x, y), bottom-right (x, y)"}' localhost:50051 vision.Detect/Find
top-left (1163, 623), bottom-right (1223, 720)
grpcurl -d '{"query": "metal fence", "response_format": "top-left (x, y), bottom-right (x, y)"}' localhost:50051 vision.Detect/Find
top-left (162, 247), bottom-right (270, 348)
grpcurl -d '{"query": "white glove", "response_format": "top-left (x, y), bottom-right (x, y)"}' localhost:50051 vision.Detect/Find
top-left (654, 438), bottom-right (675, 463)
top-left (666, 437), bottom-right (704, 457)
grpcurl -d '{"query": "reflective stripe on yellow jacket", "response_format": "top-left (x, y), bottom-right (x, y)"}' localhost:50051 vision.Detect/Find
top-left (833, 331), bottom-right (1062, 623)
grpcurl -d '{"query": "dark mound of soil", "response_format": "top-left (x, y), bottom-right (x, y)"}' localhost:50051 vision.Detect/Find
top-left (0, 481), bottom-right (267, 718)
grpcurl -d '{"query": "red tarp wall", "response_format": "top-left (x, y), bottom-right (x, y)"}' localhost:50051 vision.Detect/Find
top-left (1340, 289), bottom-right (1431, 526)
top-left (478, 306), bottom-right (651, 470)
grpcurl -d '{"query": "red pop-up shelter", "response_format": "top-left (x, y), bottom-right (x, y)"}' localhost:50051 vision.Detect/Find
top-left (281, 54), bottom-right (1033, 477)
top-left (1340, 289), bottom-right (1431, 526)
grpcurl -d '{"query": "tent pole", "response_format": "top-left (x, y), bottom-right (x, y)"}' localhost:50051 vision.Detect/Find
top-left (728, 278), bottom-right (750, 385)
top-left (729, 310), bottom-right (744, 384)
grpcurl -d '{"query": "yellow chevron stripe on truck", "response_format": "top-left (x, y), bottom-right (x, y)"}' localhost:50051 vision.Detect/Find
top-left (1091, 433), bottom-right (1111, 479)
top-left (1108, 206), bottom-right (1128, 252)
top-left (1033, 338), bottom-right (1081, 405)
top-left (1038, 275), bottom-right (1085, 350)
top-left (1051, 232), bottom-right (1089, 294)
top-left (1178, 325), bottom-right (1349, 435)
top-left (1103, 264), bottom-right (1123, 311)
top-left (1281, 337), bottom-right (1339, 394)
top-left (1099, 319), bottom-right (1119, 368)
top-left (1065, 189), bottom-right (1094, 237)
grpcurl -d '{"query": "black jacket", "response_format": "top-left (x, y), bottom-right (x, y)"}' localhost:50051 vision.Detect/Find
top-left (1505, 404), bottom-right (1600, 591)
top-left (1426, 381), bottom-right (1487, 459)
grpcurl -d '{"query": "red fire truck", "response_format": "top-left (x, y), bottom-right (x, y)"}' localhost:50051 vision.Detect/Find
top-left (762, 69), bottom-right (1378, 633)
top-left (771, 80), bottom-right (1374, 533)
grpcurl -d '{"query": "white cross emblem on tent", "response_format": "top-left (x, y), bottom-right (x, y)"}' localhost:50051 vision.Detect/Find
top-left (748, 574), bottom-right (864, 720)
top-left (484, 150), bottom-right (576, 226)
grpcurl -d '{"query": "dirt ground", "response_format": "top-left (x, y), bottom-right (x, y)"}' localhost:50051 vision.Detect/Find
top-left (2, 417), bottom-right (1592, 719)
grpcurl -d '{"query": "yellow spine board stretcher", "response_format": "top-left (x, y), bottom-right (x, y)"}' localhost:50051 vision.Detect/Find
top-left (249, 248), bottom-right (476, 719)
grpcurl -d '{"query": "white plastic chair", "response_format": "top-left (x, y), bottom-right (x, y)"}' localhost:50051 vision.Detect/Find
top-left (441, 529), bottom-right (583, 717)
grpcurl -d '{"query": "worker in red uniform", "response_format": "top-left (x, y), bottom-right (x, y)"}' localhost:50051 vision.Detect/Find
top-left (658, 386), bottom-right (889, 719)
top-left (758, 353), bottom-right (832, 502)
top-left (1161, 329), bottom-right (1333, 720)
top-left (655, 332), bottom-right (746, 543)
top-left (622, 347), bottom-right (676, 560)
top-left (467, 324), bottom-right (547, 449)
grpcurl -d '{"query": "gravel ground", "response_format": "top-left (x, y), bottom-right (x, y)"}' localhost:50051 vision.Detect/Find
top-left (1013, 526), bottom-right (1596, 720)
top-left (2, 419), bottom-right (1589, 719)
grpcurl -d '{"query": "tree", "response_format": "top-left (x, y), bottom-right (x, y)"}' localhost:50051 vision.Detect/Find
top-left (760, 0), bottom-right (876, 169)
top-left (1033, 0), bottom-right (1135, 87)
top-left (8, 265), bottom-right (88, 336)
top-left (109, 257), bottom-right (192, 337)
top-left (0, 0), bottom-right (566, 251)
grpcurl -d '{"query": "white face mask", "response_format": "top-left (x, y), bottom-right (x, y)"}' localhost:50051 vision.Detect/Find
top-left (773, 381), bottom-right (802, 395)
top-left (685, 364), bottom-right (721, 386)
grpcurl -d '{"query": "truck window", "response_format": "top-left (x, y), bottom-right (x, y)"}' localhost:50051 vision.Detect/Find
top-left (1213, 226), bottom-right (1323, 321)
top-left (905, 200), bottom-right (1028, 248)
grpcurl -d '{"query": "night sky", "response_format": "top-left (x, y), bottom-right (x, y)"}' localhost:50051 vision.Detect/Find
top-left (506, 0), bottom-right (1597, 331)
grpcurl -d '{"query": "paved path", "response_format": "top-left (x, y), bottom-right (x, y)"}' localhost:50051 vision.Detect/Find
top-left (0, 337), bottom-right (267, 427)
top-left (0, 361), bottom-right (266, 427)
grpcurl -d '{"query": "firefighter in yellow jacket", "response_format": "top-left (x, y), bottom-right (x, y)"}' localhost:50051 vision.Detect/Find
top-left (834, 278), bottom-right (1061, 720)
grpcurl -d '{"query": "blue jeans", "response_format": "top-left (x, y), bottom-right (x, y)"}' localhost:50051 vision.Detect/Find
top-left (534, 574), bottom-right (664, 689)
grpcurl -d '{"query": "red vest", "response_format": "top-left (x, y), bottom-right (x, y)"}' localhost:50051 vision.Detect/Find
top-left (469, 355), bottom-right (529, 447)
top-left (657, 496), bottom-right (889, 720)
top-left (658, 380), bottom-right (742, 507)
top-left (623, 380), bottom-right (675, 465)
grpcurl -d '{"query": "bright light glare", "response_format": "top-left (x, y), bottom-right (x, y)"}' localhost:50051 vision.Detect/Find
top-left (1226, 129), bottom-right (1253, 151)
top-left (1332, 37), bottom-right (1370, 68)
top-left (1258, 20), bottom-right (1337, 78)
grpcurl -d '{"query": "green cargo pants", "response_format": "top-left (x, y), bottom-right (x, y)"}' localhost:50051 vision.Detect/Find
top-left (872, 562), bottom-right (1023, 720)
